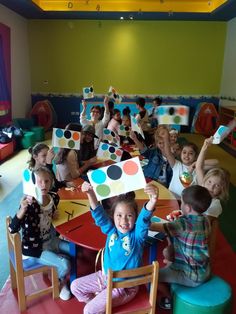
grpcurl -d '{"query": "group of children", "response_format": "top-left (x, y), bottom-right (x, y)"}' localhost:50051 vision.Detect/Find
top-left (7, 96), bottom-right (231, 312)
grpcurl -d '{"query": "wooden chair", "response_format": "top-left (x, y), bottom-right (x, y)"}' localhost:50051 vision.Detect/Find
top-left (106, 261), bottom-right (159, 314)
top-left (6, 216), bottom-right (59, 311)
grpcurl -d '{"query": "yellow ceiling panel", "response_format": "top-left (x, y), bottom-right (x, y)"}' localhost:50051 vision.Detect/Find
top-left (32, 0), bottom-right (228, 13)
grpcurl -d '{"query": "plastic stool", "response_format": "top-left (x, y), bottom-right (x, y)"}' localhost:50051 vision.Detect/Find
top-left (171, 276), bottom-right (232, 314)
top-left (31, 126), bottom-right (45, 142)
top-left (21, 131), bottom-right (36, 149)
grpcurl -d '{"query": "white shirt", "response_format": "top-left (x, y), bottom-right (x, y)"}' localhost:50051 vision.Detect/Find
top-left (205, 198), bottom-right (222, 218)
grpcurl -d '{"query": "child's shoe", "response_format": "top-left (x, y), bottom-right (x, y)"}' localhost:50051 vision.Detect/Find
top-left (59, 283), bottom-right (71, 301)
top-left (159, 297), bottom-right (172, 310)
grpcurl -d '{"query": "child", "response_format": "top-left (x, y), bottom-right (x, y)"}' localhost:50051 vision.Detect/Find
top-left (80, 97), bottom-right (110, 146)
top-left (135, 97), bottom-right (153, 146)
top-left (107, 109), bottom-right (121, 134)
top-left (55, 123), bottom-right (97, 182)
top-left (28, 142), bottom-right (75, 192)
top-left (8, 166), bottom-right (71, 300)
top-left (169, 128), bottom-right (181, 159)
top-left (71, 182), bottom-right (158, 313)
top-left (130, 129), bottom-right (172, 187)
top-left (148, 96), bottom-right (162, 128)
top-left (196, 136), bottom-right (230, 221)
top-left (150, 185), bottom-right (212, 310)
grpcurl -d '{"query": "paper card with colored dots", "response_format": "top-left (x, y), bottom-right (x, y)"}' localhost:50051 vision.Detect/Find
top-left (87, 156), bottom-right (146, 201)
top-left (96, 142), bottom-right (123, 162)
top-left (148, 216), bottom-right (168, 239)
top-left (107, 86), bottom-right (122, 104)
top-left (118, 125), bottom-right (130, 137)
top-left (212, 125), bottom-right (230, 144)
top-left (156, 105), bottom-right (189, 125)
top-left (103, 128), bottom-right (120, 146)
top-left (131, 115), bottom-right (145, 139)
top-left (52, 128), bottom-right (81, 150)
top-left (22, 169), bottom-right (43, 204)
top-left (83, 86), bottom-right (94, 99)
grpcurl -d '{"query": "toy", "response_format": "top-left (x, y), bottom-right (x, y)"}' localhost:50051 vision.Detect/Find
top-left (166, 210), bottom-right (182, 221)
top-left (179, 171), bottom-right (193, 187)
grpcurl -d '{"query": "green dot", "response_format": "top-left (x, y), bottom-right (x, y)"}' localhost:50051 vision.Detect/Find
top-left (173, 116), bottom-right (181, 124)
top-left (110, 154), bottom-right (117, 160)
top-left (96, 184), bottom-right (110, 197)
top-left (68, 140), bottom-right (75, 148)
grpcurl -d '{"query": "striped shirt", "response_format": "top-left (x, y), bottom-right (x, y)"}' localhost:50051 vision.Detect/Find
top-left (164, 214), bottom-right (210, 283)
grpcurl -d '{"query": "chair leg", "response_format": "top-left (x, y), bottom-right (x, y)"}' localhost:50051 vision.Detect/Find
top-left (51, 267), bottom-right (59, 299)
top-left (9, 262), bottom-right (17, 289)
top-left (16, 271), bottom-right (26, 312)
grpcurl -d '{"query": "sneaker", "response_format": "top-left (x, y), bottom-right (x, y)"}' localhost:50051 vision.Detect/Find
top-left (59, 284), bottom-right (71, 301)
top-left (159, 297), bottom-right (172, 310)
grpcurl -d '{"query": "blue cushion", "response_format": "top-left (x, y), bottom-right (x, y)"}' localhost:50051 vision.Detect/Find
top-left (9, 250), bottom-right (46, 272)
top-left (172, 276), bottom-right (232, 307)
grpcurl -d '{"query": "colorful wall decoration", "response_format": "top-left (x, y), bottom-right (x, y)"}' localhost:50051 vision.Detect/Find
top-left (156, 105), bottom-right (189, 125)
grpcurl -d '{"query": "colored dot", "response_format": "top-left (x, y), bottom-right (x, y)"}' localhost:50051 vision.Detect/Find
top-left (91, 169), bottom-right (106, 184)
top-left (73, 132), bottom-right (80, 141)
top-left (101, 143), bottom-right (108, 150)
top-left (31, 172), bottom-right (36, 184)
top-left (64, 130), bottom-right (72, 139)
top-left (68, 140), bottom-right (75, 148)
top-left (107, 165), bottom-right (122, 180)
top-left (23, 169), bottom-right (30, 182)
top-left (116, 149), bottom-right (122, 156)
top-left (123, 160), bottom-right (139, 175)
top-left (111, 131), bottom-right (115, 137)
top-left (110, 153), bottom-right (117, 160)
top-left (173, 116), bottom-right (181, 124)
top-left (151, 216), bottom-right (161, 223)
top-left (55, 128), bottom-right (63, 138)
top-left (104, 129), bottom-right (110, 135)
top-left (96, 184), bottom-right (110, 197)
top-left (168, 107), bottom-right (175, 115)
top-left (218, 126), bottom-right (227, 135)
top-left (103, 151), bottom-right (109, 158)
top-left (157, 107), bottom-right (165, 115)
top-left (84, 88), bottom-right (89, 93)
top-left (110, 181), bottom-right (125, 194)
top-left (90, 87), bottom-right (94, 92)
top-left (162, 116), bottom-right (170, 124)
top-left (125, 126), bottom-right (129, 131)
top-left (109, 146), bottom-right (115, 153)
top-left (177, 107), bottom-right (187, 115)
top-left (120, 125), bottom-right (125, 130)
top-left (59, 138), bottom-right (66, 147)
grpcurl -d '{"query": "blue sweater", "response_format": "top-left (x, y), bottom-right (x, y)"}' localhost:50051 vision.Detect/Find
top-left (92, 205), bottom-right (153, 275)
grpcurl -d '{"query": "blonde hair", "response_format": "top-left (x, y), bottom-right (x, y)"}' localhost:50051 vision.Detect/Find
top-left (203, 167), bottom-right (230, 201)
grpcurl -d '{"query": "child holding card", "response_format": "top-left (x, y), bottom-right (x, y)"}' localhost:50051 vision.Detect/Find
top-left (196, 136), bottom-right (230, 221)
top-left (8, 166), bottom-right (71, 301)
top-left (71, 182), bottom-right (158, 313)
top-left (107, 109), bottom-right (122, 134)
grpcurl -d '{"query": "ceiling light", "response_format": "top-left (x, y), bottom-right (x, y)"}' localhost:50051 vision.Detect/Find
top-left (120, 16), bottom-right (124, 20)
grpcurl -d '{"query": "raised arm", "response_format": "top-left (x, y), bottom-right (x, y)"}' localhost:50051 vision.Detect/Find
top-left (130, 130), bottom-right (145, 151)
top-left (162, 128), bottom-right (176, 167)
top-left (80, 100), bottom-right (89, 125)
top-left (102, 96), bottom-right (110, 127)
top-left (81, 181), bottom-right (99, 210)
top-left (144, 183), bottom-right (159, 211)
top-left (196, 136), bottom-right (213, 185)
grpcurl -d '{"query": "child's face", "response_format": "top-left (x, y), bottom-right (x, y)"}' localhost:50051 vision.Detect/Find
top-left (155, 138), bottom-right (164, 152)
top-left (169, 133), bottom-right (178, 144)
top-left (114, 112), bottom-right (121, 121)
top-left (90, 108), bottom-right (101, 121)
top-left (36, 172), bottom-right (52, 195)
top-left (122, 116), bottom-right (130, 127)
top-left (33, 148), bottom-right (48, 167)
top-left (204, 175), bottom-right (222, 198)
top-left (113, 202), bottom-right (136, 234)
top-left (81, 131), bottom-right (94, 143)
top-left (181, 146), bottom-right (196, 166)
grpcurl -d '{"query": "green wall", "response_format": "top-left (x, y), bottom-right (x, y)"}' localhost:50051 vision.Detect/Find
top-left (28, 20), bottom-right (226, 95)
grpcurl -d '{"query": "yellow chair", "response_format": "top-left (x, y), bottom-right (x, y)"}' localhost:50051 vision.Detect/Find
top-left (6, 216), bottom-right (59, 311)
top-left (106, 261), bottom-right (159, 314)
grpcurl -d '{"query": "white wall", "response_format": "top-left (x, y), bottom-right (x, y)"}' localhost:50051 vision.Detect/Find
top-left (220, 17), bottom-right (236, 104)
top-left (0, 4), bottom-right (31, 118)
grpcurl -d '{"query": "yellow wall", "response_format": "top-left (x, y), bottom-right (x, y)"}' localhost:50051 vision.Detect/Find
top-left (28, 20), bottom-right (226, 95)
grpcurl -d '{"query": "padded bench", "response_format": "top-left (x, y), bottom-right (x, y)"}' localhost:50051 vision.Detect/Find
top-left (0, 141), bottom-right (14, 162)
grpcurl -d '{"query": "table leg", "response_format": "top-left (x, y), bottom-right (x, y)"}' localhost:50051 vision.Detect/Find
top-left (69, 242), bottom-right (78, 283)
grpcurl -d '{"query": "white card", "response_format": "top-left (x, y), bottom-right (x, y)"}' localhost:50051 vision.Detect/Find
top-left (88, 157), bottom-right (146, 201)
top-left (22, 169), bottom-right (43, 204)
top-left (97, 142), bottom-right (123, 162)
top-left (103, 128), bottom-right (120, 146)
top-left (131, 115), bottom-right (145, 139)
top-left (107, 86), bottom-right (122, 104)
top-left (118, 125), bottom-right (130, 137)
top-left (212, 125), bottom-right (230, 144)
top-left (156, 105), bottom-right (189, 125)
top-left (83, 86), bottom-right (94, 99)
top-left (52, 128), bottom-right (81, 149)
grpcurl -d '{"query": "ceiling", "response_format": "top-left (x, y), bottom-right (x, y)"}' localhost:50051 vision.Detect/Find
top-left (1, 0), bottom-right (236, 21)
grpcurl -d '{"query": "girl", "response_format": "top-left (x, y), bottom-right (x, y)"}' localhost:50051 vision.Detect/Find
top-left (8, 166), bottom-right (71, 300)
top-left (28, 142), bottom-right (75, 192)
top-left (130, 128), bottom-right (173, 187)
top-left (55, 123), bottom-right (97, 182)
top-left (107, 109), bottom-right (121, 134)
top-left (196, 136), bottom-right (230, 221)
top-left (71, 182), bottom-right (158, 314)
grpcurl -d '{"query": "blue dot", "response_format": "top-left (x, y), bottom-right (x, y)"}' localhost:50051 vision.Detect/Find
top-left (218, 126), bottom-right (228, 135)
top-left (85, 88), bottom-right (89, 93)
top-left (23, 169), bottom-right (30, 182)
top-left (101, 143), bottom-right (108, 150)
top-left (157, 107), bottom-right (165, 115)
top-left (104, 129), bottom-right (110, 135)
top-left (91, 169), bottom-right (106, 184)
top-left (151, 216), bottom-right (161, 223)
top-left (55, 128), bottom-right (63, 138)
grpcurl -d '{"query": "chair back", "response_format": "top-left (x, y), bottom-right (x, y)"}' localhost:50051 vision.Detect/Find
top-left (106, 261), bottom-right (159, 314)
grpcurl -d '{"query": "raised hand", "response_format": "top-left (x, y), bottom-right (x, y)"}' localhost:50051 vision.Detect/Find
top-left (144, 183), bottom-right (159, 211)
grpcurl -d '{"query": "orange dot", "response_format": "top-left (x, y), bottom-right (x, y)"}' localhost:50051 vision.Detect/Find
top-left (73, 132), bottom-right (80, 140)
top-left (123, 160), bottom-right (139, 175)
top-left (116, 150), bottom-right (122, 156)
top-left (178, 107), bottom-right (187, 115)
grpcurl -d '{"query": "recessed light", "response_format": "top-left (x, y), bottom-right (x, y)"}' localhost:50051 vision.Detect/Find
top-left (120, 16), bottom-right (124, 20)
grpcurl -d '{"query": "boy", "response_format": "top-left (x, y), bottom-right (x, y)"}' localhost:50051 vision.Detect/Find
top-left (150, 185), bottom-right (212, 310)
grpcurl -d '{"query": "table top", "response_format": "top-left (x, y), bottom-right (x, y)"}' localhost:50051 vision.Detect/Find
top-left (55, 179), bottom-right (179, 251)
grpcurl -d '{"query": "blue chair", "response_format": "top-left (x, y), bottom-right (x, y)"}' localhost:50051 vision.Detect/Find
top-left (6, 216), bottom-right (59, 311)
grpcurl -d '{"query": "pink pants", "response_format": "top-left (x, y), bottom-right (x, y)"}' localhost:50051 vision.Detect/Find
top-left (71, 270), bottom-right (138, 314)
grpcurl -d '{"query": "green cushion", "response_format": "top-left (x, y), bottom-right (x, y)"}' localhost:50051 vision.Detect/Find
top-left (31, 126), bottom-right (45, 141)
top-left (21, 131), bottom-right (36, 149)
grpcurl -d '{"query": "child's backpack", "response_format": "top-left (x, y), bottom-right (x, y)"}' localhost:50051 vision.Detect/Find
top-left (191, 102), bottom-right (220, 136)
